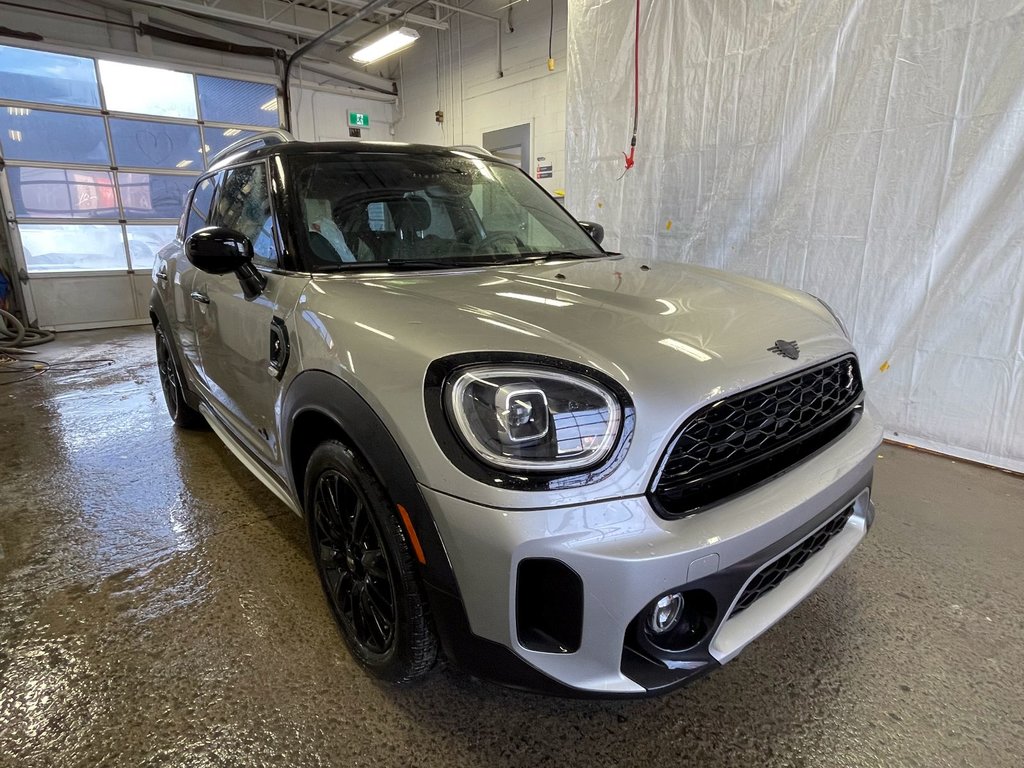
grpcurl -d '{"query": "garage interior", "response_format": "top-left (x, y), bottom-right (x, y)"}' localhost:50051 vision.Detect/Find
top-left (1, 1), bottom-right (1022, 766)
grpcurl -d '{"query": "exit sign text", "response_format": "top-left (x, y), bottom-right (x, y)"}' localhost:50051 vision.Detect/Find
top-left (348, 112), bottom-right (370, 128)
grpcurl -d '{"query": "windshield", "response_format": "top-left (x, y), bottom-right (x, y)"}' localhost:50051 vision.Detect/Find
top-left (288, 151), bottom-right (603, 270)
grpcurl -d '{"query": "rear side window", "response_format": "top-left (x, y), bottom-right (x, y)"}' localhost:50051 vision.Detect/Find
top-left (209, 162), bottom-right (277, 267)
top-left (185, 175), bottom-right (218, 237)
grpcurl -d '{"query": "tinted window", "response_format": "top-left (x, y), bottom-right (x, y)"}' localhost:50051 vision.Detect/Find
top-left (118, 172), bottom-right (196, 219)
top-left (0, 108), bottom-right (109, 164)
top-left (209, 163), bottom-right (276, 266)
top-left (196, 76), bottom-right (278, 127)
top-left (108, 119), bottom-right (203, 170)
top-left (8, 167), bottom-right (117, 219)
top-left (185, 175), bottom-right (218, 237)
top-left (0, 45), bottom-right (100, 107)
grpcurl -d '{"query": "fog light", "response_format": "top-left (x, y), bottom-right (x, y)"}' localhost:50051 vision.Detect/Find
top-left (647, 593), bottom-right (685, 634)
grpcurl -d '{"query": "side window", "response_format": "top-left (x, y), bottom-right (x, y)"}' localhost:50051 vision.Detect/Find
top-left (209, 162), bottom-right (278, 267)
top-left (184, 175), bottom-right (218, 238)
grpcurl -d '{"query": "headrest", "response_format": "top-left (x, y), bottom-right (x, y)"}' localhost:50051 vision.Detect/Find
top-left (388, 196), bottom-right (431, 231)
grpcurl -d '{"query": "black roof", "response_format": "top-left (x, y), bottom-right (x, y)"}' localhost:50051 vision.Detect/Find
top-left (209, 139), bottom-right (503, 171)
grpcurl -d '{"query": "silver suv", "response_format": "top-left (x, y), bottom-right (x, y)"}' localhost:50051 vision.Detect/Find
top-left (150, 132), bottom-right (881, 697)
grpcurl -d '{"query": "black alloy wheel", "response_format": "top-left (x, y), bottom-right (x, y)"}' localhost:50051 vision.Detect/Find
top-left (154, 325), bottom-right (205, 429)
top-left (305, 441), bottom-right (437, 683)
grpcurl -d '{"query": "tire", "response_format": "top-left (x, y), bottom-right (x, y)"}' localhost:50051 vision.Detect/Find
top-left (154, 324), bottom-right (205, 429)
top-left (305, 440), bottom-right (437, 683)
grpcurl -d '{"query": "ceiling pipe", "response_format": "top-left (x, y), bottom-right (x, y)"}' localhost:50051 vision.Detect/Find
top-left (282, 0), bottom-right (398, 131)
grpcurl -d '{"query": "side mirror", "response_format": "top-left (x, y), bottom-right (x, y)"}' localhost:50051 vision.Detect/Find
top-left (186, 227), bottom-right (253, 274)
top-left (579, 221), bottom-right (605, 245)
top-left (185, 226), bottom-right (266, 300)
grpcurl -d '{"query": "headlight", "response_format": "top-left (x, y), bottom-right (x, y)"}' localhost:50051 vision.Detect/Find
top-left (445, 366), bottom-right (622, 472)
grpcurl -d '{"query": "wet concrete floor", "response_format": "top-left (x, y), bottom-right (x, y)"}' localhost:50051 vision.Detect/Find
top-left (1, 326), bottom-right (1022, 767)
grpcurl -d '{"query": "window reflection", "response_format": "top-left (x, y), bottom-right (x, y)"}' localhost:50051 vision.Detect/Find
top-left (9, 167), bottom-right (116, 218)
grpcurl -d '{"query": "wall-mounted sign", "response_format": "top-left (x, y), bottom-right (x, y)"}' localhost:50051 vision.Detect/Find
top-left (536, 164), bottom-right (553, 179)
top-left (348, 112), bottom-right (370, 128)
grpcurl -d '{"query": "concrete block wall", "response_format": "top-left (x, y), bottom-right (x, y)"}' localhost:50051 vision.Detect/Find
top-left (289, 86), bottom-right (395, 143)
top-left (393, 0), bottom-right (568, 195)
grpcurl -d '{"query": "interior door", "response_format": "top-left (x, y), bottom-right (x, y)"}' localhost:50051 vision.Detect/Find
top-left (482, 123), bottom-right (531, 171)
top-left (193, 159), bottom-right (293, 467)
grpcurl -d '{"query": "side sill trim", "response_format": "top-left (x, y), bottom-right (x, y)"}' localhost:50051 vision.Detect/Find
top-left (199, 403), bottom-right (301, 516)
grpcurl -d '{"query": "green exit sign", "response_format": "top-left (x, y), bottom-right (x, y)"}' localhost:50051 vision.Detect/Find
top-left (348, 112), bottom-right (370, 128)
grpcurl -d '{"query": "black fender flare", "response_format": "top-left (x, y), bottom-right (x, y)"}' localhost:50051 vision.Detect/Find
top-left (281, 369), bottom-right (460, 598)
top-left (149, 289), bottom-right (202, 411)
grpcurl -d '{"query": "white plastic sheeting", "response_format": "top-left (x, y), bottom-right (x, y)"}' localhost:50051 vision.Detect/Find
top-left (566, 0), bottom-right (1024, 472)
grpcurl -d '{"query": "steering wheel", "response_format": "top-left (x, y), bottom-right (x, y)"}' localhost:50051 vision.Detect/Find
top-left (474, 232), bottom-right (521, 257)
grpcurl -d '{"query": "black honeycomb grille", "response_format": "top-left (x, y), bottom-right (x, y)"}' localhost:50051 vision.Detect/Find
top-left (730, 504), bottom-right (855, 616)
top-left (650, 356), bottom-right (863, 517)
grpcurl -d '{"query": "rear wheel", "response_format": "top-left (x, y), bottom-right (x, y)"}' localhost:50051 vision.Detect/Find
top-left (305, 440), bottom-right (437, 683)
top-left (154, 324), bottom-right (205, 429)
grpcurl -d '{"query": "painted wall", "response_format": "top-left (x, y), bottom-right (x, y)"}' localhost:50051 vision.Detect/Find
top-left (393, 0), bottom-right (568, 195)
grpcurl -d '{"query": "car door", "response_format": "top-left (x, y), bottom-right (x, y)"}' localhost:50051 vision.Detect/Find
top-left (192, 159), bottom-right (301, 468)
top-left (165, 172), bottom-right (220, 383)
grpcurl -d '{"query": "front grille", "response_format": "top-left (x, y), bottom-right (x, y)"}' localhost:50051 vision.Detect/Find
top-left (729, 503), bottom-right (855, 616)
top-left (650, 356), bottom-right (863, 517)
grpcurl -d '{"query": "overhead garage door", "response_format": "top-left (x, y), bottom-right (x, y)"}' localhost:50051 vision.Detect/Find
top-left (0, 44), bottom-right (281, 330)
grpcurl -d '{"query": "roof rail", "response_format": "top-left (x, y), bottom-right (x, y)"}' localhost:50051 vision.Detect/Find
top-left (209, 128), bottom-right (296, 167)
top-left (449, 144), bottom-right (494, 157)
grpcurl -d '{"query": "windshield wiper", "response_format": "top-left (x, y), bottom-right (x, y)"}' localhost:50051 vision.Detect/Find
top-left (317, 259), bottom-right (489, 272)
top-left (518, 251), bottom-right (604, 262)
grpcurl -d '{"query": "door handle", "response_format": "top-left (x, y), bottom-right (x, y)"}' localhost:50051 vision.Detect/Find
top-left (155, 270), bottom-right (168, 281)
top-left (190, 291), bottom-right (210, 304)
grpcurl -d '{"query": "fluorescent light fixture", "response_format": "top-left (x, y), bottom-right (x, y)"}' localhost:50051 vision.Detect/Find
top-left (175, 159), bottom-right (193, 168)
top-left (8, 129), bottom-right (23, 142)
top-left (351, 27), bottom-right (420, 64)
top-left (260, 98), bottom-right (278, 112)
top-left (223, 128), bottom-right (241, 137)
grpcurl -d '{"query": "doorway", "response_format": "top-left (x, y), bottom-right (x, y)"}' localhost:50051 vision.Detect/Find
top-left (482, 124), bottom-right (531, 171)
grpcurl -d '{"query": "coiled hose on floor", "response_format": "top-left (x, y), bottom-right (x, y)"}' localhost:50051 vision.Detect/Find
top-left (1, 308), bottom-right (55, 352)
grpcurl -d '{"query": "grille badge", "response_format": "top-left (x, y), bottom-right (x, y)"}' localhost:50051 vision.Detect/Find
top-left (768, 339), bottom-right (800, 360)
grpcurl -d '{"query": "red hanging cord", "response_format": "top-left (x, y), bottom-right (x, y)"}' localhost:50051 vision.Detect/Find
top-left (622, 0), bottom-right (641, 174)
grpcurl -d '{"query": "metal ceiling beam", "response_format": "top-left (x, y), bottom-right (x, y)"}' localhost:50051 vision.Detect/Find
top-left (107, 0), bottom-right (447, 40)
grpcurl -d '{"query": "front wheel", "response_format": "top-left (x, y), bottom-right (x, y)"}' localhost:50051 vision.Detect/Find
top-left (154, 324), bottom-right (205, 429)
top-left (305, 440), bottom-right (437, 683)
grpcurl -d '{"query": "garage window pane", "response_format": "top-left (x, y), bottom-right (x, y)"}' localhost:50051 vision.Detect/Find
top-left (8, 167), bottom-right (117, 219)
top-left (98, 60), bottom-right (197, 119)
top-left (203, 126), bottom-right (257, 161)
top-left (126, 224), bottom-right (176, 270)
top-left (109, 119), bottom-right (203, 170)
top-left (0, 45), bottom-right (100, 108)
top-left (118, 172), bottom-right (195, 219)
top-left (197, 76), bottom-right (278, 127)
top-left (20, 223), bottom-right (128, 272)
top-left (0, 109), bottom-right (109, 164)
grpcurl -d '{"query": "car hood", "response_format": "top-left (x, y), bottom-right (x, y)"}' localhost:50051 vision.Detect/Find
top-left (296, 255), bottom-right (857, 506)
top-left (302, 255), bottom-right (851, 400)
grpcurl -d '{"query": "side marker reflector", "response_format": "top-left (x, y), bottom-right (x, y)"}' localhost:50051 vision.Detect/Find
top-left (397, 504), bottom-right (426, 565)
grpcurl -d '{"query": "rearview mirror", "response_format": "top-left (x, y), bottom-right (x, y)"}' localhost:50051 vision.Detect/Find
top-left (579, 221), bottom-right (605, 245)
top-left (185, 227), bottom-right (266, 300)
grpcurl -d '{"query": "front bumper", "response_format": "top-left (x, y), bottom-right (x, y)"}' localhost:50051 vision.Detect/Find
top-left (422, 407), bottom-right (882, 696)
